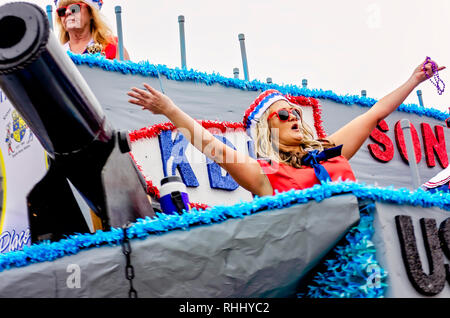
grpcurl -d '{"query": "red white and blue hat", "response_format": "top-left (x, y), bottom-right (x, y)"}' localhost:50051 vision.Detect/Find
top-left (54, 0), bottom-right (103, 10)
top-left (243, 89), bottom-right (289, 141)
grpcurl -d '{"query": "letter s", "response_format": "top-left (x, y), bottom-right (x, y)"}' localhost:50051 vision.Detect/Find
top-left (367, 119), bottom-right (394, 162)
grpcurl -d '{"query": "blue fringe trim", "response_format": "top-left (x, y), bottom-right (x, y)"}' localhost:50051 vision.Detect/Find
top-left (1, 181), bottom-right (449, 298)
top-left (69, 52), bottom-right (449, 121)
top-left (299, 203), bottom-right (388, 298)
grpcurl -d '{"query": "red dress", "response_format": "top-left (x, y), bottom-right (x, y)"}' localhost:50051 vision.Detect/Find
top-left (258, 155), bottom-right (356, 195)
top-left (101, 37), bottom-right (118, 60)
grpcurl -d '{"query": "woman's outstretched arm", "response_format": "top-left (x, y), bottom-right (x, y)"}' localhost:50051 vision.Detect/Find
top-left (328, 59), bottom-right (445, 160)
top-left (127, 83), bottom-right (273, 197)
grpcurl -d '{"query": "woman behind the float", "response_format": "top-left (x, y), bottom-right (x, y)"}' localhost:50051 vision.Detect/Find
top-left (127, 59), bottom-right (444, 197)
top-left (54, 0), bottom-right (130, 60)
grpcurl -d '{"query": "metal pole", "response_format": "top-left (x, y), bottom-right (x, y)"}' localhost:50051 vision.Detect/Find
top-left (400, 119), bottom-right (421, 189)
top-left (178, 15), bottom-right (187, 69)
top-left (416, 90), bottom-right (424, 107)
top-left (361, 90), bottom-right (367, 97)
top-left (302, 79), bottom-right (308, 88)
top-left (46, 5), bottom-right (53, 30)
top-left (114, 6), bottom-right (124, 61)
top-left (238, 33), bottom-right (249, 81)
top-left (266, 77), bottom-right (272, 84)
top-left (233, 68), bottom-right (239, 79)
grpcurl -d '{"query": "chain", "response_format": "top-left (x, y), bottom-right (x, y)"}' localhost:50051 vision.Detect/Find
top-left (122, 223), bottom-right (138, 298)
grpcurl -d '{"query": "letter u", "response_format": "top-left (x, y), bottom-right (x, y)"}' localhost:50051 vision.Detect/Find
top-left (439, 218), bottom-right (450, 284)
top-left (395, 215), bottom-right (446, 296)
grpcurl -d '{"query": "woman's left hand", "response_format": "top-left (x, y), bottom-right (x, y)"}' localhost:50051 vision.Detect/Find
top-left (411, 58), bottom-right (446, 84)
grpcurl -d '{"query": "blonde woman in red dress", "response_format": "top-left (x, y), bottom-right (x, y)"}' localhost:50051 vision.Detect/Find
top-left (128, 59), bottom-right (444, 197)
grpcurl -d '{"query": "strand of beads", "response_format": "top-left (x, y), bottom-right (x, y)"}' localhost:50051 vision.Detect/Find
top-left (423, 56), bottom-right (445, 95)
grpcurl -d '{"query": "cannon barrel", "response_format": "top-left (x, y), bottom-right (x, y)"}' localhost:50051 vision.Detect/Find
top-left (0, 2), bottom-right (155, 242)
top-left (0, 2), bottom-right (113, 157)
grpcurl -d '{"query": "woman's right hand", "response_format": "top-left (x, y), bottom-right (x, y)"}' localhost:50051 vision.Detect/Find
top-left (127, 83), bottom-right (176, 116)
top-left (128, 83), bottom-right (272, 197)
top-left (411, 58), bottom-right (445, 85)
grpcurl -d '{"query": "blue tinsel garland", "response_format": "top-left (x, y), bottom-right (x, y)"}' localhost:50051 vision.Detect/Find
top-left (299, 203), bottom-right (388, 298)
top-left (1, 181), bottom-right (449, 283)
top-left (10, 52), bottom-right (443, 297)
top-left (68, 52), bottom-right (449, 121)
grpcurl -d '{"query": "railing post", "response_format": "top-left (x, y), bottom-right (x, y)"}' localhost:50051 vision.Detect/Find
top-left (361, 90), bottom-right (367, 97)
top-left (238, 33), bottom-right (249, 81)
top-left (302, 79), bottom-right (308, 88)
top-left (416, 90), bottom-right (424, 107)
top-left (447, 107), bottom-right (450, 128)
top-left (400, 119), bottom-right (421, 189)
top-left (233, 68), bottom-right (239, 79)
top-left (46, 5), bottom-right (53, 30)
top-left (114, 6), bottom-right (125, 61)
top-left (178, 15), bottom-right (187, 69)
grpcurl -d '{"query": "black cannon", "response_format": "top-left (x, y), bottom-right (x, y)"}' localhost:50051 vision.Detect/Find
top-left (0, 2), bottom-right (155, 242)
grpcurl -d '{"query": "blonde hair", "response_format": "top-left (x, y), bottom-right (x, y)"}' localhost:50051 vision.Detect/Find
top-left (254, 103), bottom-right (334, 168)
top-left (55, 0), bottom-right (114, 48)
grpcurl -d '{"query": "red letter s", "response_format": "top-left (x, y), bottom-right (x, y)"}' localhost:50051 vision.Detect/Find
top-left (368, 119), bottom-right (394, 162)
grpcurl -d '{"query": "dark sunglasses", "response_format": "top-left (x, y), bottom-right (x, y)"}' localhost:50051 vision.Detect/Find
top-left (267, 107), bottom-right (302, 122)
top-left (57, 3), bottom-right (87, 17)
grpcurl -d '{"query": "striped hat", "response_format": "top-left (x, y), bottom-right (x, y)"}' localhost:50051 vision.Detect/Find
top-left (54, 0), bottom-right (104, 10)
top-left (243, 89), bottom-right (289, 141)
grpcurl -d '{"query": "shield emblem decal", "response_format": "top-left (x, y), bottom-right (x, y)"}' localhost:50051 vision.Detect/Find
top-left (12, 110), bottom-right (27, 143)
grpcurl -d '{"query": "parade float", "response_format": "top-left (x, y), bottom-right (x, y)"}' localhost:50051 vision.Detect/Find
top-left (0, 2), bottom-right (449, 298)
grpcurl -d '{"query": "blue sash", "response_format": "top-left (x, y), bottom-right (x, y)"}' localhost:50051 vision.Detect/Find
top-left (301, 145), bottom-right (343, 183)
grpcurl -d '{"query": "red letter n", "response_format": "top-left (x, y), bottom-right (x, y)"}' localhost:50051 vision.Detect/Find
top-left (421, 123), bottom-right (448, 168)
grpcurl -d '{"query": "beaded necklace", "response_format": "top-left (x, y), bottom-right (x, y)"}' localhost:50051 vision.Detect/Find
top-left (423, 56), bottom-right (445, 95)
